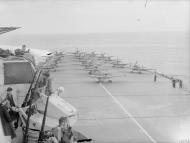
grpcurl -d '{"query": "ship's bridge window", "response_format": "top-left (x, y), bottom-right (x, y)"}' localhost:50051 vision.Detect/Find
top-left (4, 62), bottom-right (35, 84)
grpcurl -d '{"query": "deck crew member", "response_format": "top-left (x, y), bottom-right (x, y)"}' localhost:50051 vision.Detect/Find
top-left (0, 92), bottom-right (16, 141)
top-left (179, 80), bottom-right (183, 88)
top-left (38, 72), bottom-right (48, 88)
top-left (4, 87), bottom-right (19, 129)
top-left (44, 71), bottom-right (53, 95)
top-left (38, 71), bottom-right (52, 95)
top-left (154, 73), bottom-right (157, 82)
top-left (0, 104), bottom-right (16, 142)
top-left (172, 79), bottom-right (176, 88)
top-left (54, 87), bottom-right (64, 96)
top-left (52, 116), bottom-right (76, 143)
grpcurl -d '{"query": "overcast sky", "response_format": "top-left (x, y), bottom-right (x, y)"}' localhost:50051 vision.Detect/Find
top-left (0, 0), bottom-right (189, 34)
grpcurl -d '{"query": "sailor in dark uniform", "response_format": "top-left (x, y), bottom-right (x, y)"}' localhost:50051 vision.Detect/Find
top-left (52, 116), bottom-right (75, 143)
top-left (0, 89), bottom-right (16, 140)
top-left (154, 73), bottom-right (157, 82)
top-left (0, 104), bottom-right (16, 139)
top-left (4, 87), bottom-right (19, 129)
top-left (43, 71), bottom-right (53, 95)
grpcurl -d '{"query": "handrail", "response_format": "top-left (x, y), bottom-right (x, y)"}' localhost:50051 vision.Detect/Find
top-left (38, 79), bottom-right (51, 142)
top-left (22, 69), bottom-right (42, 107)
top-left (22, 69), bottom-right (43, 143)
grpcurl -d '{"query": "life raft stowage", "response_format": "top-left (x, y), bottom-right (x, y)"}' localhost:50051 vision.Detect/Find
top-left (36, 93), bottom-right (78, 126)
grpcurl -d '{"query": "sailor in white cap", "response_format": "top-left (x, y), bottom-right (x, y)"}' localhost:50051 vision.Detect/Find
top-left (55, 86), bottom-right (65, 96)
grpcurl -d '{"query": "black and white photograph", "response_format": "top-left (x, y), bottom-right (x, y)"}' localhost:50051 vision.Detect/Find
top-left (0, 0), bottom-right (189, 143)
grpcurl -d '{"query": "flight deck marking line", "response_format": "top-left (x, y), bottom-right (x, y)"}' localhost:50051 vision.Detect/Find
top-left (99, 83), bottom-right (157, 143)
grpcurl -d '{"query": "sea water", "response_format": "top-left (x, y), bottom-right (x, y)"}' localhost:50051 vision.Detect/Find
top-left (0, 32), bottom-right (189, 88)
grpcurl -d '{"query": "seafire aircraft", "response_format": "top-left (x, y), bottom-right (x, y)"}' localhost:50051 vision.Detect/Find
top-left (103, 55), bottom-right (114, 63)
top-left (84, 65), bottom-right (107, 75)
top-left (89, 70), bottom-right (124, 83)
top-left (81, 59), bottom-right (95, 68)
top-left (89, 72), bottom-right (113, 83)
top-left (79, 55), bottom-right (103, 68)
top-left (70, 50), bottom-right (87, 60)
top-left (81, 59), bottom-right (102, 69)
top-left (87, 66), bottom-right (100, 75)
top-left (68, 48), bottom-right (80, 56)
top-left (110, 57), bottom-right (122, 64)
top-left (96, 52), bottom-right (106, 59)
top-left (112, 62), bottom-right (129, 68)
top-left (95, 53), bottom-right (114, 62)
top-left (111, 58), bottom-right (129, 68)
top-left (129, 61), bottom-right (155, 74)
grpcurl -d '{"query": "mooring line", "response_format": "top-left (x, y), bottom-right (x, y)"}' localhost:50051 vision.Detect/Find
top-left (99, 83), bottom-right (157, 143)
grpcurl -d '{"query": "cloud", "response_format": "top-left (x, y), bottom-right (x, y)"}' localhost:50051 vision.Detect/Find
top-left (0, 0), bottom-right (189, 34)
